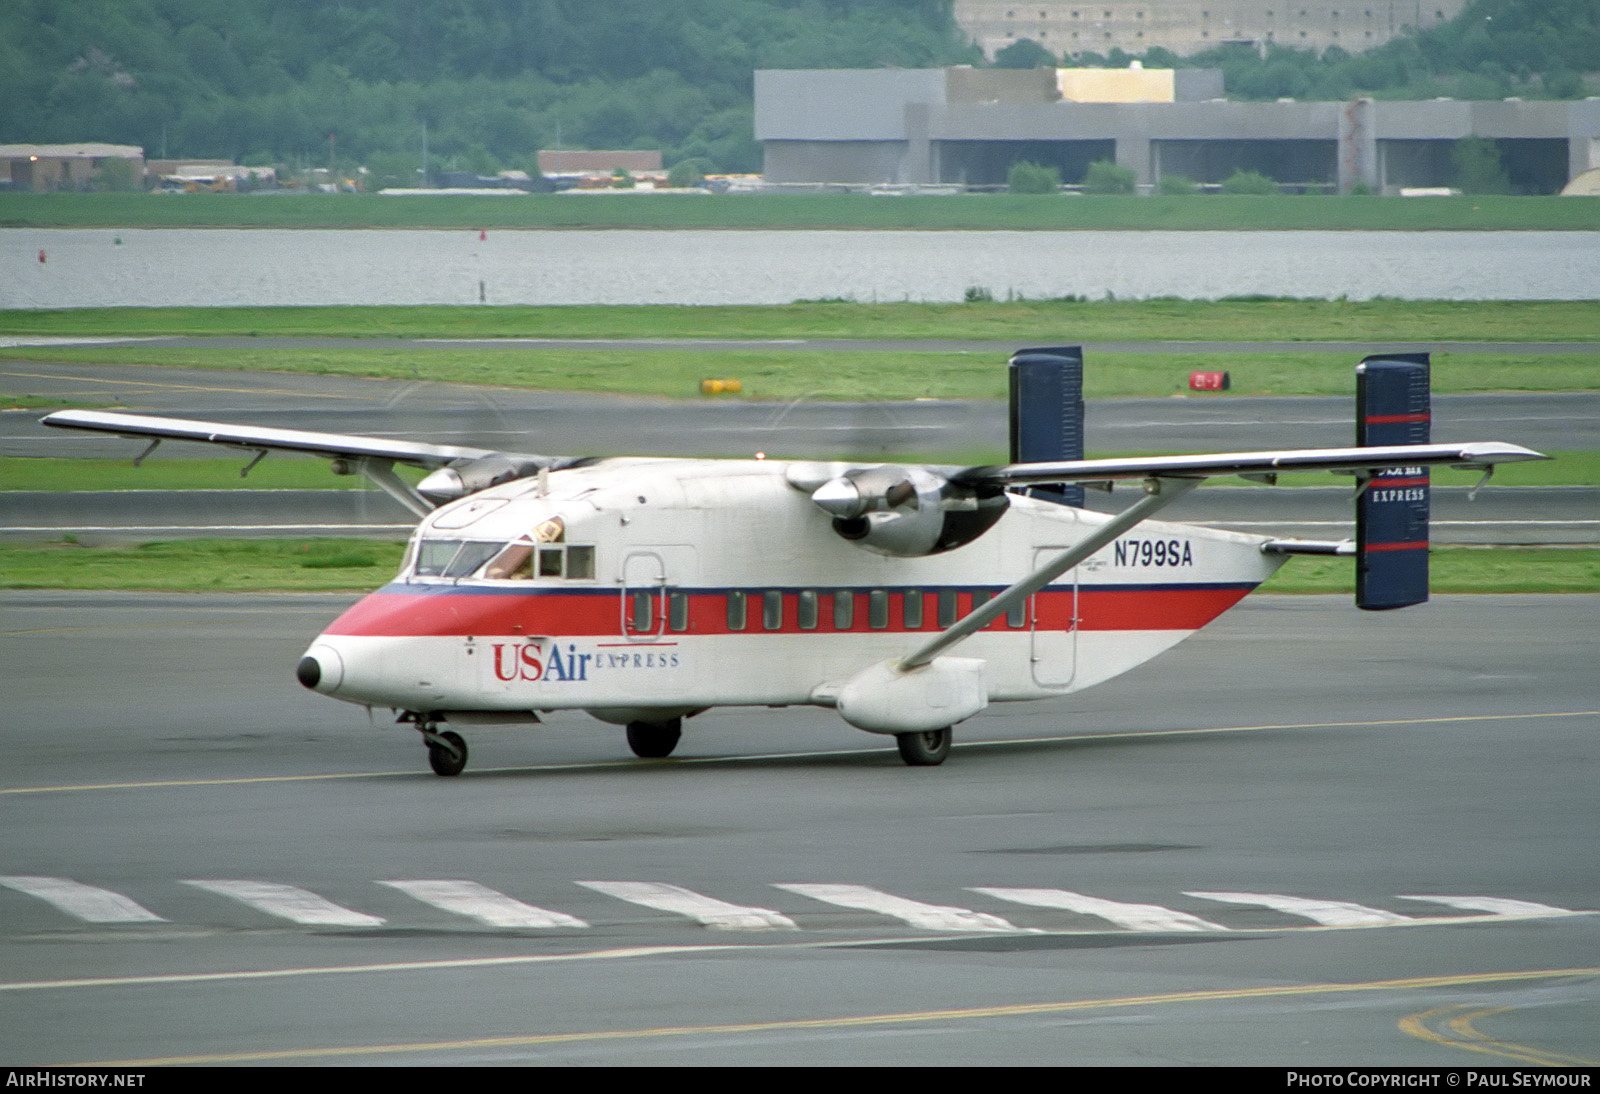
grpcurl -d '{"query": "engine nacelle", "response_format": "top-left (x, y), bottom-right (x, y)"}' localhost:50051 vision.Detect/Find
top-left (807, 465), bottom-right (1007, 557)
top-left (417, 455), bottom-right (546, 505)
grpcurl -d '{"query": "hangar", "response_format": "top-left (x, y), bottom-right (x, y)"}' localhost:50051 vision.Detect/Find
top-left (754, 67), bottom-right (1600, 194)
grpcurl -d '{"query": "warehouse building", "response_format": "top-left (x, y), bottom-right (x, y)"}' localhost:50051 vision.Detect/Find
top-left (955, 1), bottom-right (1470, 59)
top-left (0, 144), bottom-right (145, 191)
top-left (754, 67), bottom-right (1600, 193)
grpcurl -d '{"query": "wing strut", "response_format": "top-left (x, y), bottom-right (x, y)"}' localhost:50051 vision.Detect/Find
top-left (898, 475), bottom-right (1201, 671)
top-left (349, 457), bottom-right (432, 518)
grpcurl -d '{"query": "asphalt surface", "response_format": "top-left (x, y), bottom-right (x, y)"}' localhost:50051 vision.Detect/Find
top-left (3, 591), bottom-right (1595, 1065)
top-left (3, 361), bottom-right (1595, 544)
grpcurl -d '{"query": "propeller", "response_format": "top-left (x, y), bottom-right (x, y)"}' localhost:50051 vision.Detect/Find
top-left (794, 464), bottom-right (1008, 557)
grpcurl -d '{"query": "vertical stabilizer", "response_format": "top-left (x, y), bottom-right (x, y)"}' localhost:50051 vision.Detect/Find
top-left (1009, 346), bottom-right (1085, 507)
top-left (1355, 354), bottom-right (1430, 610)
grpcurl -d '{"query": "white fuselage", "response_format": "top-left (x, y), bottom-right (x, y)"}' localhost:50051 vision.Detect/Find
top-left (299, 459), bottom-right (1285, 725)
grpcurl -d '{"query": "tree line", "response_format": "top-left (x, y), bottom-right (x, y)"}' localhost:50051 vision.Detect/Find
top-left (0, 0), bottom-right (975, 178)
top-left (1, 0), bottom-right (1589, 183)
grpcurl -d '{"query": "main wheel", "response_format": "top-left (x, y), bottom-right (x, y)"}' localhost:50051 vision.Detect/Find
top-left (896, 727), bottom-right (951, 766)
top-left (626, 718), bottom-right (682, 759)
top-left (427, 730), bottom-right (468, 777)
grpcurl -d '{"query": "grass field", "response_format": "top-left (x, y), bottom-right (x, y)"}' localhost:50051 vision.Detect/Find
top-left (4, 299), bottom-right (1597, 343)
top-left (5, 343), bottom-right (1593, 402)
top-left (4, 192), bottom-right (1599, 231)
top-left (0, 538), bottom-right (1590, 594)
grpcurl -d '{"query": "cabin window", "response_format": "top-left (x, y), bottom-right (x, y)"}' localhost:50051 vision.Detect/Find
top-left (631, 590), bottom-right (653, 631)
top-left (668, 592), bottom-right (689, 633)
top-left (903, 589), bottom-right (924, 630)
top-left (797, 590), bottom-right (818, 631)
top-left (868, 590), bottom-right (889, 630)
top-left (833, 590), bottom-right (855, 630)
top-left (937, 589), bottom-right (959, 629)
top-left (1008, 599), bottom-right (1028, 628)
top-left (727, 590), bottom-right (747, 631)
top-left (763, 590), bottom-right (783, 631)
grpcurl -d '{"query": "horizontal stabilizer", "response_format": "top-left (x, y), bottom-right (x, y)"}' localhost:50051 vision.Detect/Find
top-left (1262, 540), bottom-right (1356, 556)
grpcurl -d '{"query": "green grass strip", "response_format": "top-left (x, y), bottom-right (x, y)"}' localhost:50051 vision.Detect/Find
top-left (0, 539), bottom-right (1590, 594)
top-left (0, 538), bottom-right (407, 592)
top-left (1261, 547), bottom-right (1600, 595)
top-left (2, 299), bottom-right (1597, 343)
top-left (3, 192), bottom-right (1599, 231)
top-left (4, 345), bottom-right (1595, 401)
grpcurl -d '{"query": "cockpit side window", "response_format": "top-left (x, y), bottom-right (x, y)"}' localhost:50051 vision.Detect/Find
top-left (473, 540), bottom-right (597, 582)
top-left (484, 541), bottom-right (534, 580)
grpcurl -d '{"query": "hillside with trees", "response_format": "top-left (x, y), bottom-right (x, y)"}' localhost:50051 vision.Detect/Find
top-left (0, 0), bottom-right (1591, 181)
top-left (0, 0), bottom-right (975, 178)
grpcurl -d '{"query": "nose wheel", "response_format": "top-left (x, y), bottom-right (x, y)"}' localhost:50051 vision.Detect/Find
top-left (426, 730), bottom-right (468, 776)
top-left (405, 713), bottom-right (468, 776)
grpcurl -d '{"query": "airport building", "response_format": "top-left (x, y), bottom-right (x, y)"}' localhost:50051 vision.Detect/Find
top-left (0, 144), bottom-right (145, 192)
top-left (955, 1), bottom-right (1470, 59)
top-left (754, 67), bottom-right (1600, 193)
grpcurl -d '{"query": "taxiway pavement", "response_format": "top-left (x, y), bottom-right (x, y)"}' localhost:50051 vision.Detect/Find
top-left (2, 591), bottom-right (1595, 1065)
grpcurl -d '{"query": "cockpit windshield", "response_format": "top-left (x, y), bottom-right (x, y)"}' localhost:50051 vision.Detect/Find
top-left (407, 516), bottom-right (594, 582)
top-left (412, 539), bottom-right (504, 578)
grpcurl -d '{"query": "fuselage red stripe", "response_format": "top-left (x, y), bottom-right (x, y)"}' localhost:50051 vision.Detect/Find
top-left (323, 584), bottom-right (1257, 639)
top-left (1364, 541), bottom-right (1428, 552)
top-left (1364, 413), bottom-right (1430, 424)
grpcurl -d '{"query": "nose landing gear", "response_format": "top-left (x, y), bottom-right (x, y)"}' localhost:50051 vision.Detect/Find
top-left (403, 713), bottom-right (468, 776)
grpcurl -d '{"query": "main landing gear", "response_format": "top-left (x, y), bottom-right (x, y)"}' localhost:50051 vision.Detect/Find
top-left (626, 716), bottom-right (682, 759)
top-left (404, 713), bottom-right (468, 777)
top-left (896, 726), bottom-right (951, 766)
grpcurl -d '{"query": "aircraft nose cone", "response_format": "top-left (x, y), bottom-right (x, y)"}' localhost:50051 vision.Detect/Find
top-left (296, 644), bottom-right (344, 693)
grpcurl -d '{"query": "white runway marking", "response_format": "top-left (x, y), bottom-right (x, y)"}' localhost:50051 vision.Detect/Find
top-left (1185, 891), bottom-right (1413, 927)
top-left (1396, 895), bottom-right (1580, 918)
top-left (971, 887), bottom-right (1228, 932)
top-left (776, 883), bottom-right (1025, 932)
top-left (0, 337), bottom-right (163, 348)
top-left (575, 881), bottom-right (797, 930)
top-left (0, 875), bottom-right (165, 923)
top-left (378, 880), bottom-right (588, 928)
top-left (183, 880), bottom-right (384, 927)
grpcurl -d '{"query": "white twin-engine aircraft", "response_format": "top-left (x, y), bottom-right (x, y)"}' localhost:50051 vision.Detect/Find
top-left (43, 348), bottom-right (1543, 776)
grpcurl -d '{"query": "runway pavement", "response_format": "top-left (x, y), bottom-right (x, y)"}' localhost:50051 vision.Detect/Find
top-left (2, 590), bottom-right (1594, 1065)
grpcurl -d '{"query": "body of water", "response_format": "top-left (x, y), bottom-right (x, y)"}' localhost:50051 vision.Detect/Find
top-left (3, 228), bottom-right (1596, 309)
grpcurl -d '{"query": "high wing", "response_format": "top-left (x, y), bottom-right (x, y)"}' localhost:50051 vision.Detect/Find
top-left (40, 409), bottom-right (560, 517)
top-left (950, 441), bottom-right (1547, 488)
